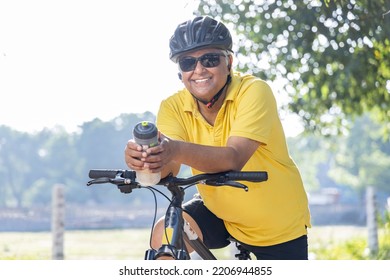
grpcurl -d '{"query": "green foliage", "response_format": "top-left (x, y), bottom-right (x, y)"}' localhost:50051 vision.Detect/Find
top-left (288, 114), bottom-right (390, 195)
top-left (327, 114), bottom-right (390, 192)
top-left (311, 236), bottom-right (366, 259)
top-left (0, 112), bottom-right (156, 207)
top-left (311, 214), bottom-right (390, 259)
top-left (377, 210), bottom-right (390, 259)
top-left (197, 0), bottom-right (390, 137)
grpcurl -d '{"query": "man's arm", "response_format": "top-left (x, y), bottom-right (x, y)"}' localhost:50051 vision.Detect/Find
top-left (141, 135), bottom-right (260, 175)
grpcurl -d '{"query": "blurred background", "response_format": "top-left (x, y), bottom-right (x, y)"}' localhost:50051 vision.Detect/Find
top-left (0, 0), bottom-right (389, 260)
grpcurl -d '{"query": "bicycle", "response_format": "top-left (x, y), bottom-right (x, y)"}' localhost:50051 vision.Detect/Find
top-left (86, 169), bottom-right (268, 260)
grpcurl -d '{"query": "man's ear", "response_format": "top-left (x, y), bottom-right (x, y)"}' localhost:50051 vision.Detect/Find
top-left (227, 54), bottom-right (233, 71)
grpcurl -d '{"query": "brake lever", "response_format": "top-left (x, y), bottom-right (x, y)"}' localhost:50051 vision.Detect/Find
top-left (87, 177), bottom-right (130, 186)
top-left (204, 180), bottom-right (248, 191)
top-left (86, 176), bottom-right (139, 191)
top-left (86, 177), bottom-right (111, 186)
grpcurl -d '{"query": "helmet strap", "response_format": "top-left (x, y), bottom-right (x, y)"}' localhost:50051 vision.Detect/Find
top-left (192, 75), bottom-right (232, 109)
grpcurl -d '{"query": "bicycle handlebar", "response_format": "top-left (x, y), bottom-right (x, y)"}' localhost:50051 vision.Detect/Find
top-left (87, 169), bottom-right (268, 191)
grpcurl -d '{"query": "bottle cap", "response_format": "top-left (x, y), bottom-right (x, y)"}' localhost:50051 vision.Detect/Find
top-left (133, 121), bottom-right (158, 146)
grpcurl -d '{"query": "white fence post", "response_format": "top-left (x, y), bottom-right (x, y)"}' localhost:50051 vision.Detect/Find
top-left (52, 184), bottom-right (65, 260)
top-left (366, 186), bottom-right (378, 256)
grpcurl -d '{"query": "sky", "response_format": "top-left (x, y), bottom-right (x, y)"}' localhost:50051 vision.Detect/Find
top-left (0, 0), bottom-right (303, 136)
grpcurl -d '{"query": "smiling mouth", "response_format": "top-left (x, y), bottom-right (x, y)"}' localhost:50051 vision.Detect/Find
top-left (194, 78), bottom-right (211, 83)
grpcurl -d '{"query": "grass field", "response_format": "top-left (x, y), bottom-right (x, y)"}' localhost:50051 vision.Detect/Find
top-left (0, 226), bottom-right (367, 260)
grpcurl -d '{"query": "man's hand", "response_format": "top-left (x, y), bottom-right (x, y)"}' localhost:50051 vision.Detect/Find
top-left (124, 133), bottom-right (181, 177)
top-left (124, 140), bottom-right (147, 171)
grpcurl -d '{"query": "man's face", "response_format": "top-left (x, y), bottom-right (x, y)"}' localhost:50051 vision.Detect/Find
top-left (178, 48), bottom-right (231, 103)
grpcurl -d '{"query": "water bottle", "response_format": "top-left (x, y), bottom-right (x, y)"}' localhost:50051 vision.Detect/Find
top-left (132, 121), bottom-right (161, 186)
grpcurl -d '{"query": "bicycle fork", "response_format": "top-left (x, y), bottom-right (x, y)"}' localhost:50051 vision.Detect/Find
top-left (144, 185), bottom-right (217, 260)
top-left (145, 186), bottom-right (189, 260)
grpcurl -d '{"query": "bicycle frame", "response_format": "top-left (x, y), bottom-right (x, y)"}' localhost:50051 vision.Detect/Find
top-left (144, 184), bottom-right (217, 260)
top-left (87, 169), bottom-right (268, 260)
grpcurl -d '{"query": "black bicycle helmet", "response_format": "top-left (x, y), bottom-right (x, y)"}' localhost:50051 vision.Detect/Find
top-left (169, 16), bottom-right (233, 62)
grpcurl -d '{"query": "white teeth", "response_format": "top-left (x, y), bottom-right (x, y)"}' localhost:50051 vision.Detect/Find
top-left (195, 78), bottom-right (209, 83)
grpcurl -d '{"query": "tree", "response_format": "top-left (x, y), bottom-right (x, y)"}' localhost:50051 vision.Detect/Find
top-left (0, 112), bottom-right (157, 207)
top-left (328, 114), bottom-right (390, 194)
top-left (0, 127), bottom-right (48, 207)
top-left (197, 0), bottom-right (390, 137)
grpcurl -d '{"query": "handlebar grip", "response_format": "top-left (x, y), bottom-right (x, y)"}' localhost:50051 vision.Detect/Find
top-left (88, 169), bottom-right (124, 179)
top-left (226, 171), bottom-right (268, 182)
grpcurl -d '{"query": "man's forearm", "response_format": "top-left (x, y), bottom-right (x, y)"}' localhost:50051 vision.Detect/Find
top-left (174, 141), bottom-right (240, 173)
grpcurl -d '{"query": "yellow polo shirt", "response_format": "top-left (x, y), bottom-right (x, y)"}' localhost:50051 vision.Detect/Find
top-left (156, 72), bottom-right (311, 246)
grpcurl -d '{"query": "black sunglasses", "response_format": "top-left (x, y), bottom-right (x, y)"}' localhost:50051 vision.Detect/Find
top-left (178, 53), bottom-right (226, 72)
